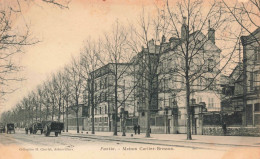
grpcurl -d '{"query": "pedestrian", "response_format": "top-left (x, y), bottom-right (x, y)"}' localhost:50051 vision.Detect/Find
top-left (133, 124), bottom-right (137, 135)
top-left (137, 125), bottom-right (140, 135)
top-left (222, 122), bottom-right (227, 136)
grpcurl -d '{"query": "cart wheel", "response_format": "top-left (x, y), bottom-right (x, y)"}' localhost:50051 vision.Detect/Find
top-left (44, 129), bottom-right (49, 136)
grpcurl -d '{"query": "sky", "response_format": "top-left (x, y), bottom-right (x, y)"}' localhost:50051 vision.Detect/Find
top-left (0, 0), bottom-right (254, 114)
top-left (0, 0), bottom-right (157, 113)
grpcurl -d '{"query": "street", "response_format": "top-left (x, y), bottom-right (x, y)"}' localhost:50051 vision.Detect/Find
top-left (1, 130), bottom-right (260, 159)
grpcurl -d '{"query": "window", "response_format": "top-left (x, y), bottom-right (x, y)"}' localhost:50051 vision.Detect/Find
top-left (250, 72), bottom-right (254, 91)
top-left (196, 96), bottom-right (202, 103)
top-left (99, 93), bottom-right (102, 103)
top-left (208, 98), bottom-right (214, 107)
top-left (95, 108), bottom-right (97, 115)
top-left (104, 92), bottom-right (107, 101)
top-left (255, 103), bottom-right (260, 111)
top-left (254, 47), bottom-right (260, 63)
top-left (104, 77), bottom-right (108, 88)
top-left (207, 78), bottom-right (215, 90)
top-left (254, 72), bottom-right (260, 88)
top-left (99, 107), bottom-right (102, 114)
top-left (197, 77), bottom-right (203, 90)
top-left (105, 106), bottom-right (107, 114)
top-left (208, 59), bottom-right (214, 72)
top-left (95, 82), bottom-right (97, 91)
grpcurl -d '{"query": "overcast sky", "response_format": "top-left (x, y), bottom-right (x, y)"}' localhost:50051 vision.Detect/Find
top-left (0, 0), bottom-right (159, 113)
top-left (0, 0), bottom-right (254, 114)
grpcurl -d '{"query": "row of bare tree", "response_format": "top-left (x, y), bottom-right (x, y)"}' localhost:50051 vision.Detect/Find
top-left (0, 0), bottom-right (259, 140)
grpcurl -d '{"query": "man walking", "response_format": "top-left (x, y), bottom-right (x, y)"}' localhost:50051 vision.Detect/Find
top-left (133, 124), bottom-right (137, 135)
top-left (137, 125), bottom-right (140, 135)
top-left (222, 122), bottom-right (227, 136)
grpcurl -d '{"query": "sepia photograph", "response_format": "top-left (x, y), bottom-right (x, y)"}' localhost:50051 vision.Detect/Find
top-left (0, 0), bottom-right (259, 159)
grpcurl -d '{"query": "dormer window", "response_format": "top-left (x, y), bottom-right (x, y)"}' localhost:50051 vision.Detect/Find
top-left (208, 59), bottom-right (214, 72)
top-left (254, 47), bottom-right (260, 63)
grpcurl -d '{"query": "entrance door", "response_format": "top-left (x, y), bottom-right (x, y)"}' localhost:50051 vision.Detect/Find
top-left (167, 119), bottom-right (170, 134)
top-left (246, 104), bottom-right (253, 125)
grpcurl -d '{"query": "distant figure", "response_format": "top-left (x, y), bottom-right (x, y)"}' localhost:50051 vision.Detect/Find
top-left (133, 124), bottom-right (137, 135)
top-left (137, 125), bottom-right (140, 135)
top-left (222, 122), bottom-right (227, 136)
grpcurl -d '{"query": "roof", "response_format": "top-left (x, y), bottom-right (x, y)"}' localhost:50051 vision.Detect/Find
top-left (241, 27), bottom-right (260, 45)
top-left (165, 30), bottom-right (221, 53)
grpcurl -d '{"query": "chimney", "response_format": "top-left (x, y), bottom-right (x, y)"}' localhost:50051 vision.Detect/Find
top-left (181, 17), bottom-right (188, 40)
top-left (169, 37), bottom-right (180, 48)
top-left (208, 20), bottom-right (215, 44)
top-left (161, 35), bottom-right (166, 43)
top-left (148, 39), bottom-right (154, 47)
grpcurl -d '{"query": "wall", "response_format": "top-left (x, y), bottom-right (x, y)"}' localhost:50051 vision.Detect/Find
top-left (203, 126), bottom-right (260, 136)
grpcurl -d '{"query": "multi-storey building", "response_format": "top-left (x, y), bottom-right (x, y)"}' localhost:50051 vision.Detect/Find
top-left (83, 19), bottom-right (223, 134)
top-left (84, 63), bottom-right (136, 132)
top-left (156, 20), bottom-right (222, 134)
top-left (221, 27), bottom-right (260, 127)
top-left (131, 41), bottom-right (161, 132)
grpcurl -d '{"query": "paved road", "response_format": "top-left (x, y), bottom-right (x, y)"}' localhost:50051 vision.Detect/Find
top-left (0, 130), bottom-right (259, 159)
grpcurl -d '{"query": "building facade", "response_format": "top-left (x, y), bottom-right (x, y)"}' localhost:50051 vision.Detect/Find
top-left (83, 20), bottom-right (223, 134)
top-left (221, 27), bottom-right (260, 127)
top-left (156, 22), bottom-right (222, 134)
top-left (84, 63), bottom-right (136, 132)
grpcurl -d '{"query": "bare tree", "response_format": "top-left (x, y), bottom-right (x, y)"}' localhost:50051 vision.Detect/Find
top-left (222, 0), bottom-right (259, 44)
top-left (52, 71), bottom-right (65, 121)
top-left (126, 0), bottom-right (239, 140)
top-left (41, 82), bottom-right (52, 121)
top-left (62, 67), bottom-right (72, 132)
top-left (80, 39), bottom-right (103, 134)
top-left (0, 0), bottom-right (71, 117)
top-left (0, 9), bottom-right (36, 99)
top-left (66, 57), bottom-right (84, 133)
top-left (0, 0), bottom-right (70, 100)
top-left (127, 5), bottom-right (171, 138)
top-left (222, 0), bottom-right (260, 127)
top-left (101, 21), bottom-right (136, 136)
top-left (160, 0), bottom-right (240, 140)
top-left (36, 85), bottom-right (44, 122)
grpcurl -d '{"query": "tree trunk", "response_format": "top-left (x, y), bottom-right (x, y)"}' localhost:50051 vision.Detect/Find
top-left (52, 101), bottom-right (54, 121)
top-left (76, 110), bottom-right (79, 133)
top-left (91, 76), bottom-right (95, 134)
top-left (113, 64), bottom-right (118, 136)
top-left (122, 80), bottom-right (126, 136)
top-left (58, 99), bottom-right (61, 122)
top-left (66, 101), bottom-right (69, 132)
top-left (36, 105), bottom-right (38, 121)
top-left (62, 99), bottom-right (65, 132)
top-left (39, 103), bottom-right (42, 122)
top-left (186, 81), bottom-right (192, 140)
top-left (46, 105), bottom-right (49, 121)
top-left (185, 46), bottom-right (192, 140)
top-left (145, 80), bottom-right (151, 138)
top-left (242, 41), bottom-right (247, 126)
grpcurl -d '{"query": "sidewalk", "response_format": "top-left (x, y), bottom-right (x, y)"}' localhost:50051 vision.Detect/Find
top-left (63, 130), bottom-right (260, 147)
